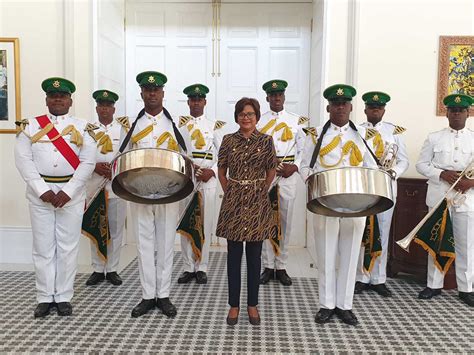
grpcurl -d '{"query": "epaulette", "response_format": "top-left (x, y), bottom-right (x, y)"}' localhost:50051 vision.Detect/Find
top-left (393, 125), bottom-right (406, 135)
top-left (298, 116), bottom-right (309, 125)
top-left (365, 128), bottom-right (378, 140)
top-left (179, 115), bottom-right (193, 128)
top-left (302, 127), bottom-right (317, 137)
top-left (214, 120), bottom-right (226, 130)
top-left (85, 123), bottom-right (99, 141)
top-left (15, 119), bottom-right (29, 137)
top-left (116, 116), bottom-right (130, 131)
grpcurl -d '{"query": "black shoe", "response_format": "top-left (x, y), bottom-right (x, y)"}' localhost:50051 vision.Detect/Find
top-left (314, 308), bottom-right (335, 324)
top-left (247, 306), bottom-right (261, 326)
top-left (106, 272), bottom-right (122, 286)
top-left (156, 298), bottom-right (177, 318)
top-left (370, 283), bottom-right (392, 297)
top-left (260, 268), bottom-right (274, 284)
top-left (459, 292), bottom-right (474, 307)
top-left (86, 272), bottom-right (105, 286)
top-left (354, 281), bottom-right (370, 294)
top-left (418, 287), bottom-right (442, 299)
top-left (34, 303), bottom-right (52, 318)
top-left (131, 299), bottom-right (156, 318)
top-left (275, 269), bottom-right (292, 286)
top-left (57, 302), bottom-right (73, 316)
top-left (177, 271), bottom-right (196, 284)
top-left (196, 271), bottom-right (208, 284)
top-left (335, 308), bottom-right (358, 326)
top-left (226, 307), bottom-right (239, 326)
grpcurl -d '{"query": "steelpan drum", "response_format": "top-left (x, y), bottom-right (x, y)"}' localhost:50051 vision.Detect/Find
top-left (307, 167), bottom-right (394, 217)
top-left (111, 148), bottom-right (194, 204)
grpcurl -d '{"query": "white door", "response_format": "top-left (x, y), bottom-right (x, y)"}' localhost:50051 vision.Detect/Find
top-left (125, 1), bottom-right (312, 247)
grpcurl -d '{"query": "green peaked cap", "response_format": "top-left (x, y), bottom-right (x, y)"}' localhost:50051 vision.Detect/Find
top-left (443, 94), bottom-right (472, 108)
top-left (323, 84), bottom-right (356, 101)
top-left (93, 89), bottom-right (119, 103)
top-left (41, 77), bottom-right (76, 94)
top-left (362, 91), bottom-right (390, 106)
top-left (262, 79), bottom-right (288, 94)
top-left (183, 83), bottom-right (209, 98)
top-left (136, 71), bottom-right (167, 87)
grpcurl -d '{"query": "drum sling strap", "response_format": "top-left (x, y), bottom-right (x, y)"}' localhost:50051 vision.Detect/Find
top-left (309, 120), bottom-right (380, 169)
top-left (118, 107), bottom-right (187, 154)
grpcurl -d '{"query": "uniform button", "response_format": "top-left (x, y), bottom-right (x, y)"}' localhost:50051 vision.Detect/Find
top-left (54, 148), bottom-right (58, 152)
top-left (153, 122), bottom-right (157, 125)
top-left (245, 146), bottom-right (248, 149)
top-left (454, 160), bottom-right (458, 163)
top-left (153, 136), bottom-right (157, 140)
top-left (245, 153), bottom-right (248, 156)
top-left (244, 168), bottom-right (248, 172)
top-left (244, 227), bottom-right (247, 230)
top-left (53, 164), bottom-right (58, 167)
top-left (455, 147), bottom-right (459, 150)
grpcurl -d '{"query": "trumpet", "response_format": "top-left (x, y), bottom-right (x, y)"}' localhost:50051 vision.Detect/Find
top-left (396, 161), bottom-right (474, 252)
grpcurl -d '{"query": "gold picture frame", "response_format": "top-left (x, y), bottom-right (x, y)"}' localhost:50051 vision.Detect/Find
top-left (0, 37), bottom-right (21, 134)
top-left (436, 35), bottom-right (473, 116)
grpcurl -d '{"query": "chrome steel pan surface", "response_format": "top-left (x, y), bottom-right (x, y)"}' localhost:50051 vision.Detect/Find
top-left (111, 148), bottom-right (194, 204)
top-left (306, 166), bottom-right (394, 217)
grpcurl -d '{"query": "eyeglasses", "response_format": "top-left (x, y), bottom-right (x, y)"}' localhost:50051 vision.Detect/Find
top-left (238, 112), bottom-right (256, 119)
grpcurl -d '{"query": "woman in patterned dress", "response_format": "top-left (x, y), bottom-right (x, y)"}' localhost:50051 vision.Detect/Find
top-left (216, 97), bottom-right (277, 326)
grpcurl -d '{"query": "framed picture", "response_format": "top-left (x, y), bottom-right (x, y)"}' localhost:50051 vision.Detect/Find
top-left (436, 35), bottom-right (473, 116)
top-left (0, 38), bottom-right (21, 134)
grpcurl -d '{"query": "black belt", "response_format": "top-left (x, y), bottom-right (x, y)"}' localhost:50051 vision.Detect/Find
top-left (277, 155), bottom-right (295, 163)
top-left (192, 152), bottom-right (213, 160)
top-left (40, 174), bottom-right (73, 183)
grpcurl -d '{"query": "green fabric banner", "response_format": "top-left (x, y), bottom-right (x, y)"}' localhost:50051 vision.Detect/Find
top-left (82, 189), bottom-right (110, 261)
top-left (269, 184), bottom-right (282, 256)
top-left (362, 215), bottom-right (382, 273)
top-left (177, 191), bottom-right (204, 261)
top-left (414, 198), bottom-right (455, 273)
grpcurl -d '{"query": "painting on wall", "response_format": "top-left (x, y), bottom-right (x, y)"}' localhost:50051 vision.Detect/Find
top-left (436, 35), bottom-right (473, 116)
top-left (0, 38), bottom-right (21, 134)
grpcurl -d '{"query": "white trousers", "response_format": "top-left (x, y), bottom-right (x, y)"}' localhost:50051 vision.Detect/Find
top-left (262, 184), bottom-right (295, 270)
top-left (356, 206), bottom-right (395, 285)
top-left (313, 215), bottom-right (366, 310)
top-left (90, 198), bottom-right (127, 273)
top-left (180, 187), bottom-right (215, 273)
top-left (131, 202), bottom-right (178, 299)
top-left (29, 201), bottom-right (84, 303)
top-left (427, 210), bottom-right (473, 292)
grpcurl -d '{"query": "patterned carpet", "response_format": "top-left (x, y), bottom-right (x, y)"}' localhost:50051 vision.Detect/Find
top-left (0, 251), bottom-right (473, 354)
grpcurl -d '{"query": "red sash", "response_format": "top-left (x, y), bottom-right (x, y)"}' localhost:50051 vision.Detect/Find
top-left (36, 115), bottom-right (80, 170)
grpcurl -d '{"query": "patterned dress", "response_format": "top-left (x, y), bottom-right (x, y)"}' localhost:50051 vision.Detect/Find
top-left (216, 130), bottom-right (277, 242)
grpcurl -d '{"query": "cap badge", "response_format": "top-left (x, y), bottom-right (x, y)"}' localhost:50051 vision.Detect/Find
top-left (373, 95), bottom-right (379, 101)
top-left (272, 82), bottom-right (277, 89)
top-left (53, 80), bottom-right (60, 88)
top-left (336, 88), bottom-right (344, 96)
top-left (454, 96), bottom-right (461, 103)
top-left (148, 76), bottom-right (155, 83)
top-left (103, 91), bottom-right (109, 97)
top-left (194, 87), bottom-right (200, 92)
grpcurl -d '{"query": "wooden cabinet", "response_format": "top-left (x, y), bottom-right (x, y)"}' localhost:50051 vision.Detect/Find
top-left (388, 178), bottom-right (457, 289)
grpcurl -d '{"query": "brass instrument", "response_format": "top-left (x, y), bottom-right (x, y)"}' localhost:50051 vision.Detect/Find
top-left (379, 143), bottom-right (399, 173)
top-left (396, 161), bottom-right (474, 252)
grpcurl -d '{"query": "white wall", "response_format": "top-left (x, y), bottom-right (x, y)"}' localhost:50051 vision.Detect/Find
top-left (323, 0), bottom-right (474, 177)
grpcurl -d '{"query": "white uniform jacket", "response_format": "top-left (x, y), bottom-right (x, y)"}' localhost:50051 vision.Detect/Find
top-left (416, 127), bottom-right (474, 212)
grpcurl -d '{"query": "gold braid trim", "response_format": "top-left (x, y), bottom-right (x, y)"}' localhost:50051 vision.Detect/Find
top-left (365, 128), bottom-right (378, 140)
top-left (273, 122), bottom-right (293, 142)
top-left (393, 125), bottom-right (406, 135)
top-left (61, 125), bottom-right (83, 147)
top-left (319, 137), bottom-right (362, 168)
top-left (156, 131), bottom-right (178, 151)
top-left (116, 116), bottom-right (130, 132)
top-left (260, 118), bottom-right (276, 134)
top-left (342, 141), bottom-right (363, 166)
top-left (31, 123), bottom-right (55, 143)
top-left (303, 127), bottom-right (317, 145)
top-left (214, 120), bottom-right (226, 130)
top-left (191, 128), bottom-right (206, 149)
top-left (95, 131), bottom-right (113, 154)
top-left (85, 123), bottom-right (99, 142)
top-left (373, 132), bottom-right (385, 159)
top-left (179, 115), bottom-right (192, 128)
top-left (131, 124), bottom-right (153, 144)
top-left (298, 116), bottom-right (309, 125)
top-left (15, 119), bottom-right (30, 137)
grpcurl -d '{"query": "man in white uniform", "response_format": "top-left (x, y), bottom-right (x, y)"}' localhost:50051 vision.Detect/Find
top-left (124, 71), bottom-right (190, 318)
top-left (177, 83), bottom-right (224, 285)
top-left (258, 79), bottom-right (306, 286)
top-left (416, 93), bottom-right (473, 307)
top-left (355, 91), bottom-right (409, 297)
top-left (300, 84), bottom-right (378, 326)
top-left (15, 77), bottom-right (96, 317)
top-left (85, 90), bottom-right (128, 287)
